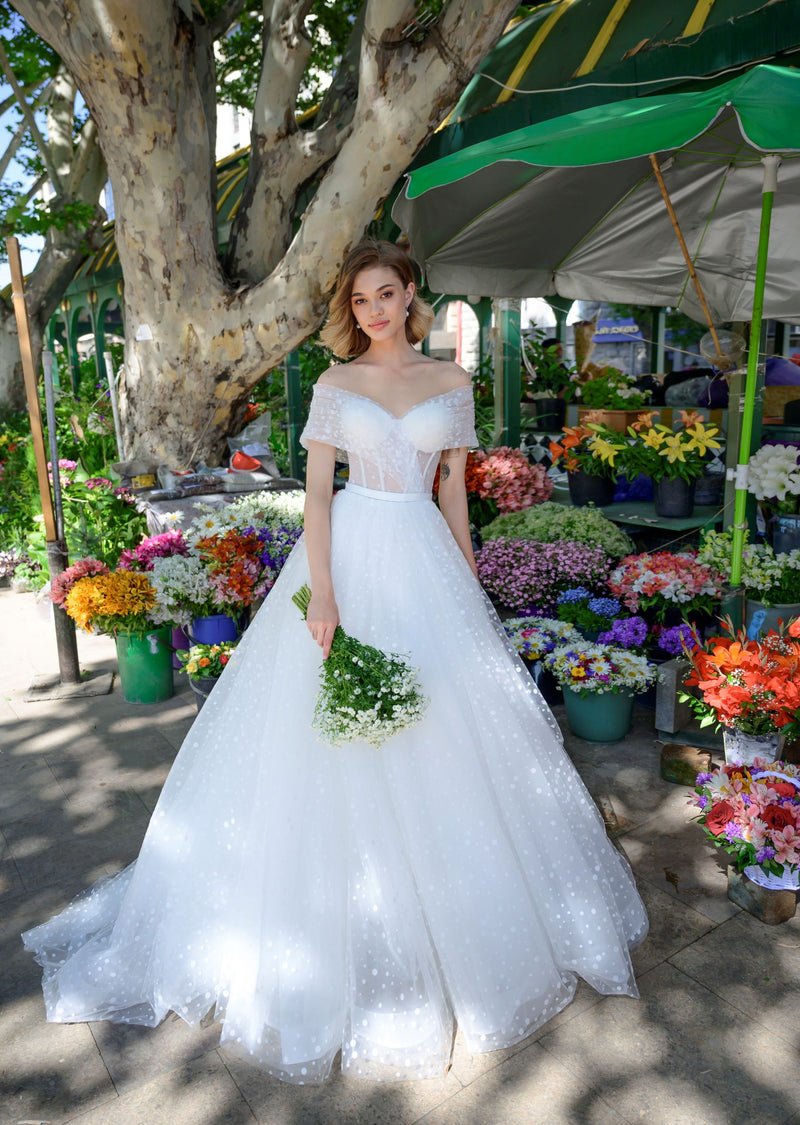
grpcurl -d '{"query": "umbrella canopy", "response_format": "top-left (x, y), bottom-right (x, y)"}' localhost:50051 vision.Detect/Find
top-left (393, 65), bottom-right (800, 322)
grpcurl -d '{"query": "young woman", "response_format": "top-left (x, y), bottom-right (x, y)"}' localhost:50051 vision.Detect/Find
top-left (23, 240), bottom-right (647, 1085)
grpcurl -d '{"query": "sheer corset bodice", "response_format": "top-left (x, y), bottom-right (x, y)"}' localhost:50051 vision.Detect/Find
top-left (299, 382), bottom-right (478, 493)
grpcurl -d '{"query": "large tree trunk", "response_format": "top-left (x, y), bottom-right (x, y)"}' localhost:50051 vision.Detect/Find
top-left (14, 0), bottom-right (519, 465)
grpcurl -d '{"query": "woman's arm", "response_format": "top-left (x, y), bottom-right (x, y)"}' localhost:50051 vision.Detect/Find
top-left (437, 447), bottom-right (478, 577)
top-left (303, 440), bottom-right (340, 658)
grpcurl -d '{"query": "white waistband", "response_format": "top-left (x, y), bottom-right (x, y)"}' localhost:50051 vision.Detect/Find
top-left (344, 483), bottom-right (431, 503)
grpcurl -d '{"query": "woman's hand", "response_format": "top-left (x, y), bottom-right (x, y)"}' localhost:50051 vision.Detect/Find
top-left (306, 590), bottom-right (340, 659)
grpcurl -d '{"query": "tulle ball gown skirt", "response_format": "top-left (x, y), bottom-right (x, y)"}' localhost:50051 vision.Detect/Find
top-left (23, 483), bottom-right (648, 1083)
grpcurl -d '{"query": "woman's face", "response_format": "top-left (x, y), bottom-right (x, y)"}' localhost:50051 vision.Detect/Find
top-left (350, 265), bottom-right (414, 343)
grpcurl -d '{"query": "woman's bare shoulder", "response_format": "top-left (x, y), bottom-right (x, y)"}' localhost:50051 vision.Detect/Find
top-left (316, 364), bottom-right (350, 388)
top-left (426, 359), bottom-right (473, 391)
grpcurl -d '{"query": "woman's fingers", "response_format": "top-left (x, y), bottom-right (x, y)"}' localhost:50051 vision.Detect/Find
top-left (306, 615), bottom-right (338, 659)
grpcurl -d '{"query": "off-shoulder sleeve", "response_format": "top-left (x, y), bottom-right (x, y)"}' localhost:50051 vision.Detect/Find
top-left (444, 385), bottom-right (479, 449)
top-left (299, 384), bottom-right (346, 451)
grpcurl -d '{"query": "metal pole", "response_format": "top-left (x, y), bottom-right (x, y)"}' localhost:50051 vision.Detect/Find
top-left (6, 235), bottom-right (80, 685)
top-left (730, 155), bottom-right (778, 590)
top-left (103, 350), bottom-right (126, 460)
top-left (42, 352), bottom-right (65, 542)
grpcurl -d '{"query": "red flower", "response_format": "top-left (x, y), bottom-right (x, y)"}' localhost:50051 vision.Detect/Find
top-left (219, 654), bottom-right (229, 665)
top-left (704, 800), bottom-right (736, 836)
top-left (760, 804), bottom-right (796, 831)
top-left (765, 780), bottom-right (797, 799)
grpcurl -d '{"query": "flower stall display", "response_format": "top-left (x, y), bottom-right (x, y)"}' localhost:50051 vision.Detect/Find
top-left (118, 529), bottom-right (189, 571)
top-left (680, 619), bottom-right (800, 765)
top-left (149, 555), bottom-right (219, 629)
top-left (476, 538), bottom-right (611, 616)
top-left (690, 758), bottom-right (800, 892)
top-left (698, 529), bottom-right (800, 629)
top-left (436, 447), bottom-right (552, 528)
top-left (292, 584), bottom-right (428, 749)
top-left (177, 640), bottom-right (239, 711)
top-left (556, 587), bottom-right (622, 637)
top-left (543, 641), bottom-right (656, 741)
top-left (482, 502), bottom-right (633, 559)
top-left (63, 569), bottom-right (173, 704)
top-left (608, 551), bottom-right (724, 625)
top-left (596, 615), bottom-right (649, 654)
top-left (747, 444), bottom-right (800, 547)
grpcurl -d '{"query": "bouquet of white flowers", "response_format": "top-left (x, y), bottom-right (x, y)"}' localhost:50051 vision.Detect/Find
top-left (293, 585), bottom-right (428, 748)
top-left (747, 444), bottom-right (800, 513)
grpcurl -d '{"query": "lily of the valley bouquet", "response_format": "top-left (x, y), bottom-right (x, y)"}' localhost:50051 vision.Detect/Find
top-left (293, 585), bottom-right (428, 749)
top-left (679, 617), bottom-right (800, 737)
top-left (543, 641), bottom-right (656, 695)
top-left (690, 758), bottom-right (800, 888)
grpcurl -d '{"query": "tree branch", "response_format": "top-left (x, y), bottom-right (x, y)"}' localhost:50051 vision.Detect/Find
top-left (206, 0), bottom-right (251, 40)
top-left (0, 81), bottom-right (52, 183)
top-left (0, 38), bottom-right (65, 197)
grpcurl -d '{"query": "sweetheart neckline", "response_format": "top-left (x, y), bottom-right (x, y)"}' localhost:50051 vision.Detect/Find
top-left (315, 382), bottom-right (470, 421)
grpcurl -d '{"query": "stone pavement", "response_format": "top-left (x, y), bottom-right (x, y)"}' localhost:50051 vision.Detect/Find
top-left (1, 587), bottom-right (799, 1125)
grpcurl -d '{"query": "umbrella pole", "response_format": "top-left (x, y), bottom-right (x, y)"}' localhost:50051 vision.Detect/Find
top-left (730, 155), bottom-right (779, 594)
top-left (648, 154), bottom-right (724, 361)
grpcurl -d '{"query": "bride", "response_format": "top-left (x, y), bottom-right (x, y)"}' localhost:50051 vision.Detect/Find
top-left (23, 239), bottom-right (647, 1085)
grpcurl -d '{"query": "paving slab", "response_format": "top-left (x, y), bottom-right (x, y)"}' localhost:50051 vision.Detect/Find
top-left (222, 1049), bottom-right (463, 1125)
top-left (669, 909), bottom-right (800, 1046)
top-left (416, 1040), bottom-right (626, 1125)
top-left (537, 961), bottom-right (800, 1125)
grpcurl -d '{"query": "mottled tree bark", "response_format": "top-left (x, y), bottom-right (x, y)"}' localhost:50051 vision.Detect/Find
top-left (11, 0), bottom-right (518, 464)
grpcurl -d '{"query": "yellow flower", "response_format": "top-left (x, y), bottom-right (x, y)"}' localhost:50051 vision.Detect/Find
top-left (186, 661), bottom-right (199, 674)
top-left (659, 434), bottom-right (688, 463)
top-left (588, 435), bottom-right (621, 466)
top-left (641, 428), bottom-right (665, 450)
top-left (571, 666), bottom-right (586, 678)
top-left (684, 423), bottom-right (722, 454)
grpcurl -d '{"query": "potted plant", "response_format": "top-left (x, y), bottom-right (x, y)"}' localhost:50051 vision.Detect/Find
top-left (543, 640), bottom-right (656, 742)
top-left (556, 587), bottom-right (622, 640)
top-left (617, 410), bottom-right (722, 518)
top-left (119, 530), bottom-right (192, 663)
top-left (503, 616), bottom-right (581, 704)
top-left (435, 446), bottom-right (553, 532)
top-left (520, 330), bottom-right (577, 432)
top-left (608, 550), bottom-right (724, 627)
top-left (476, 537), bottom-right (612, 616)
top-left (689, 759), bottom-right (800, 914)
top-left (746, 443), bottom-right (800, 553)
top-left (576, 367), bottom-right (649, 431)
top-left (698, 530), bottom-right (800, 634)
top-left (549, 416), bottom-right (626, 507)
top-left (63, 569), bottom-right (174, 704)
top-left (679, 617), bottom-right (800, 764)
top-left (177, 640), bottom-right (238, 711)
top-left (482, 501), bottom-right (634, 559)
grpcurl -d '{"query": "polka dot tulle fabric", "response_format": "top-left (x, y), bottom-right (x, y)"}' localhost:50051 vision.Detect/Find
top-left (23, 385), bottom-right (647, 1084)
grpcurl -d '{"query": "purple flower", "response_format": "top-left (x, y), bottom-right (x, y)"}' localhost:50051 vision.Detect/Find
top-left (755, 846), bottom-right (777, 863)
top-left (597, 615), bottom-right (648, 648)
top-left (697, 795), bottom-right (710, 810)
top-left (695, 772), bottom-right (712, 785)
top-left (477, 539), bottom-right (611, 615)
top-left (725, 821), bottom-right (743, 839)
top-left (658, 623), bottom-right (700, 655)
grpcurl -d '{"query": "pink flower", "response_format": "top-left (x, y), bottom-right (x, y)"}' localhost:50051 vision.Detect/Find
top-left (772, 824), bottom-right (800, 865)
top-left (50, 557), bottom-right (110, 607)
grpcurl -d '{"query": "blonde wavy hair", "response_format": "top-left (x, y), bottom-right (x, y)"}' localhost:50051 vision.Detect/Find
top-left (319, 239), bottom-right (435, 358)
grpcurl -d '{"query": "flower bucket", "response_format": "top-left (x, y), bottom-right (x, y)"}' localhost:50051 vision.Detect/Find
top-left (722, 726), bottom-right (786, 766)
top-left (171, 625), bottom-right (190, 669)
top-left (653, 476), bottom-right (695, 519)
top-left (744, 600), bottom-right (800, 636)
top-left (567, 470), bottom-right (615, 508)
top-left (562, 687), bottom-right (634, 742)
top-left (190, 613), bottom-right (242, 645)
top-left (770, 513), bottom-right (800, 555)
top-left (189, 676), bottom-right (218, 713)
top-left (115, 627), bottom-right (174, 704)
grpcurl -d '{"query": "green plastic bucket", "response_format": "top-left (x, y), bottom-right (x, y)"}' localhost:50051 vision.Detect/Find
top-left (115, 627), bottom-right (174, 704)
top-left (562, 686), bottom-right (634, 743)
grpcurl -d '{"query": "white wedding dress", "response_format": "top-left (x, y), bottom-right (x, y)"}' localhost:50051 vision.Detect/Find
top-left (23, 382), bottom-right (647, 1084)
